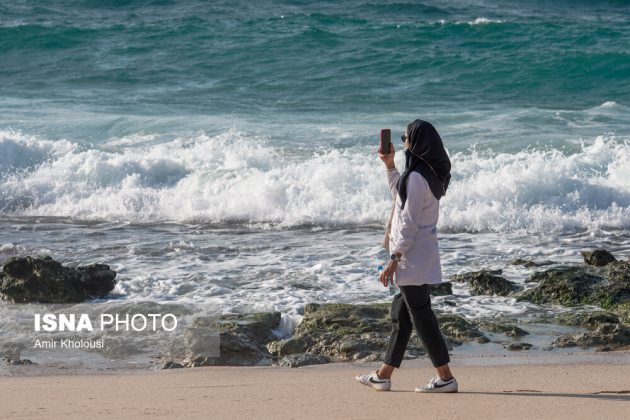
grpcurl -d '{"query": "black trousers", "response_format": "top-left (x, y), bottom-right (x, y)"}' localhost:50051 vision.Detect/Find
top-left (383, 285), bottom-right (450, 368)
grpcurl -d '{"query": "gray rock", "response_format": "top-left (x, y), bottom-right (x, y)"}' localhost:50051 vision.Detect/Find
top-left (451, 269), bottom-right (519, 296)
top-left (161, 361), bottom-right (184, 369)
top-left (438, 314), bottom-right (488, 342)
top-left (1, 342), bottom-right (26, 360)
top-left (552, 323), bottom-right (630, 351)
top-left (510, 259), bottom-right (554, 268)
top-left (477, 322), bottom-right (529, 337)
top-left (267, 336), bottom-right (311, 357)
top-left (429, 282), bottom-right (453, 296)
top-left (554, 311), bottom-right (620, 327)
top-left (76, 263), bottom-right (118, 298)
top-left (581, 249), bottom-right (616, 267)
top-left (615, 307), bottom-right (630, 325)
top-left (303, 331), bottom-right (398, 362)
top-left (598, 261), bottom-right (630, 308)
top-left (0, 256), bottom-right (116, 303)
top-left (162, 312), bottom-right (281, 367)
top-left (517, 266), bottom-right (597, 306)
top-left (506, 327), bottom-right (529, 337)
top-left (279, 353), bottom-right (331, 368)
top-left (3, 358), bottom-right (34, 365)
top-left (334, 332), bottom-right (399, 361)
top-left (506, 342), bottom-right (532, 351)
top-left (516, 262), bottom-right (630, 309)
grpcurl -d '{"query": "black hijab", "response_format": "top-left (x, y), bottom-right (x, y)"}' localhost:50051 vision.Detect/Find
top-left (396, 119), bottom-right (451, 209)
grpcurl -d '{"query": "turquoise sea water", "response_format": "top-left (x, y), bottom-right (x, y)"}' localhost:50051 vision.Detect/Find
top-left (1, 1), bottom-right (630, 357)
top-left (2, 1), bottom-right (630, 144)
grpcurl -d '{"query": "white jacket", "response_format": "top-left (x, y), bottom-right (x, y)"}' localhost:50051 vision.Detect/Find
top-left (386, 168), bottom-right (442, 286)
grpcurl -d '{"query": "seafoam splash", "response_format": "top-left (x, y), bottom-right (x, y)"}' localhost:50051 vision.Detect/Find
top-left (437, 17), bottom-right (504, 25)
top-left (0, 128), bottom-right (387, 226)
top-left (465, 17), bottom-right (504, 25)
top-left (442, 135), bottom-right (630, 232)
top-left (1, 128), bottom-right (629, 233)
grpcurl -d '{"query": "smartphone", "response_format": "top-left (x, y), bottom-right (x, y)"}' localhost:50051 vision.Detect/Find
top-left (380, 129), bottom-right (391, 154)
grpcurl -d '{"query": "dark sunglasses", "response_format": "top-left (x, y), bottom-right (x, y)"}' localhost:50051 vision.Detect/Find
top-left (401, 134), bottom-right (408, 143)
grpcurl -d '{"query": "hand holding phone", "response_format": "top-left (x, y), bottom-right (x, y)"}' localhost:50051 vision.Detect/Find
top-left (380, 129), bottom-right (391, 154)
top-left (378, 129), bottom-right (396, 170)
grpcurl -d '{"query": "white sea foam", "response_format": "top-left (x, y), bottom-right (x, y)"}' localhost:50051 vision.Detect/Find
top-left (442, 135), bottom-right (630, 232)
top-left (437, 18), bottom-right (504, 26)
top-left (444, 17), bottom-right (504, 26)
top-left (599, 101), bottom-right (619, 109)
top-left (1, 129), bottom-right (629, 233)
top-left (467, 17), bottom-right (504, 25)
top-left (0, 243), bottom-right (18, 254)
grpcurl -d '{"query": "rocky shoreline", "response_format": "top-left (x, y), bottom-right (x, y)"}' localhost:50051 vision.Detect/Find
top-left (1, 251), bottom-right (629, 369)
top-left (162, 249), bottom-right (630, 368)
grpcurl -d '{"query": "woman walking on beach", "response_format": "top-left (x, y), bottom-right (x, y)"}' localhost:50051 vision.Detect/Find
top-left (356, 119), bottom-right (457, 393)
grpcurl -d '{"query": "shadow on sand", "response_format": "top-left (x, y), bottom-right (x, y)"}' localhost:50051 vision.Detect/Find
top-left (389, 390), bottom-right (630, 402)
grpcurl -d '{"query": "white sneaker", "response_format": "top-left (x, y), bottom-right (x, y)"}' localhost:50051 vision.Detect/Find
top-left (415, 376), bottom-right (458, 393)
top-left (355, 371), bottom-right (391, 391)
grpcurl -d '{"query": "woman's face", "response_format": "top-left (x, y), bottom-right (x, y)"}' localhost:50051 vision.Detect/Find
top-left (403, 128), bottom-right (411, 150)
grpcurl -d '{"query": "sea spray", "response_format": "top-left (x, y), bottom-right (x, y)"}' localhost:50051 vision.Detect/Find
top-left (1, 129), bottom-right (628, 233)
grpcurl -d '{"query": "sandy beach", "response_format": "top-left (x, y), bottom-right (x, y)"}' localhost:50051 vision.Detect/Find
top-left (1, 354), bottom-right (629, 420)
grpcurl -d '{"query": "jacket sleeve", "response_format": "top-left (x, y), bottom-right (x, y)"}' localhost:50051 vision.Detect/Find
top-left (386, 169), bottom-right (401, 199)
top-left (392, 172), bottom-right (426, 256)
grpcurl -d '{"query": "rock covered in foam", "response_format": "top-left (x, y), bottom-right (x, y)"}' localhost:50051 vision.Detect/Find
top-left (0, 256), bottom-right (116, 303)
